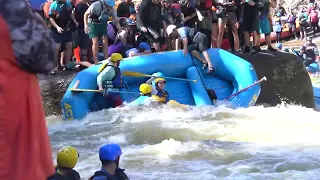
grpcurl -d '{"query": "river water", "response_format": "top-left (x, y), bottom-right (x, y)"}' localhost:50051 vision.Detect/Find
top-left (47, 103), bottom-right (320, 180)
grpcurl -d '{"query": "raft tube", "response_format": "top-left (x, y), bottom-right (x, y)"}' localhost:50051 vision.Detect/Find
top-left (61, 48), bottom-right (261, 120)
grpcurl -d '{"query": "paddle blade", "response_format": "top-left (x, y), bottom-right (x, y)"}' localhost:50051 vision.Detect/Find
top-left (123, 71), bottom-right (151, 77)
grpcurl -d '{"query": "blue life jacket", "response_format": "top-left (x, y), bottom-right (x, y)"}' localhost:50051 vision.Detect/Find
top-left (102, 65), bottom-right (122, 89)
top-left (89, 168), bottom-right (129, 180)
top-left (156, 87), bottom-right (169, 103)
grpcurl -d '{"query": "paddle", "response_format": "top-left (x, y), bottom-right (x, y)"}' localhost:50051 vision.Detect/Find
top-left (227, 76), bottom-right (267, 100)
top-left (123, 71), bottom-right (197, 83)
top-left (70, 88), bottom-right (140, 94)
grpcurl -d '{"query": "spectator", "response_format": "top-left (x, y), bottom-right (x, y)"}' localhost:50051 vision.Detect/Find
top-left (226, 0), bottom-right (243, 52)
top-left (0, 0), bottom-right (57, 179)
top-left (169, 3), bottom-right (185, 28)
top-left (298, 7), bottom-right (309, 40)
top-left (49, 0), bottom-right (79, 72)
top-left (216, 0), bottom-right (240, 53)
top-left (274, 4), bottom-right (286, 16)
top-left (287, 10), bottom-right (297, 40)
top-left (181, 0), bottom-right (197, 28)
top-left (256, 0), bottom-right (277, 52)
top-left (84, 0), bottom-right (118, 64)
top-left (242, 0), bottom-right (260, 54)
top-left (136, 0), bottom-right (163, 52)
top-left (74, 0), bottom-right (92, 62)
top-left (196, 0), bottom-right (213, 49)
top-left (309, 5), bottom-right (319, 36)
top-left (273, 12), bottom-right (282, 43)
top-left (211, 5), bottom-right (219, 47)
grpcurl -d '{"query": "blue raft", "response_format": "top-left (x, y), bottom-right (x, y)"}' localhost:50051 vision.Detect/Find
top-left (61, 48), bottom-right (261, 120)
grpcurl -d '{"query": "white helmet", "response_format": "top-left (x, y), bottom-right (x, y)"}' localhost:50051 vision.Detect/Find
top-left (166, 25), bottom-right (177, 36)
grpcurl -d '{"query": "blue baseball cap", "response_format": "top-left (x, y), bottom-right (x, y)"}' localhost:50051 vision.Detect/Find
top-left (138, 42), bottom-right (151, 51)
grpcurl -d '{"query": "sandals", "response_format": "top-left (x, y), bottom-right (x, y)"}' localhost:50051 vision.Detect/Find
top-left (202, 63), bottom-right (208, 70)
top-left (206, 66), bottom-right (215, 74)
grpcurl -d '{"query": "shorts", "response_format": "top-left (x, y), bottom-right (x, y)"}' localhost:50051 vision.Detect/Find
top-left (300, 25), bottom-right (307, 32)
top-left (219, 12), bottom-right (237, 27)
top-left (288, 23), bottom-right (296, 31)
top-left (188, 32), bottom-right (208, 52)
top-left (259, 15), bottom-right (271, 35)
top-left (242, 6), bottom-right (260, 32)
top-left (142, 26), bottom-right (160, 43)
top-left (78, 28), bottom-right (90, 49)
top-left (50, 30), bottom-right (72, 44)
top-left (88, 23), bottom-right (107, 39)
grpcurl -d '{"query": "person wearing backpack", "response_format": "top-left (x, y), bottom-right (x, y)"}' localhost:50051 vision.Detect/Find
top-left (84, 0), bottom-right (118, 64)
top-left (90, 144), bottom-right (129, 180)
top-left (309, 5), bottom-right (319, 36)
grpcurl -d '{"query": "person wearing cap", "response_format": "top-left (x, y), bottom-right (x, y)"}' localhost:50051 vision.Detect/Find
top-left (299, 45), bottom-right (317, 67)
top-left (168, 3), bottom-right (184, 28)
top-left (84, 0), bottom-right (118, 64)
top-left (53, 146), bottom-right (81, 180)
top-left (89, 144), bottom-right (129, 180)
top-left (305, 37), bottom-right (318, 56)
top-left (166, 24), bottom-right (215, 74)
top-left (126, 42), bottom-right (152, 57)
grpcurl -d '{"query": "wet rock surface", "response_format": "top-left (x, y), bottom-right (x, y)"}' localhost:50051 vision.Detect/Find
top-left (38, 71), bottom-right (76, 116)
top-left (238, 50), bottom-right (314, 108)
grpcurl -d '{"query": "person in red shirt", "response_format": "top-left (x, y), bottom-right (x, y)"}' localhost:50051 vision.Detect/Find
top-left (0, 0), bottom-right (57, 179)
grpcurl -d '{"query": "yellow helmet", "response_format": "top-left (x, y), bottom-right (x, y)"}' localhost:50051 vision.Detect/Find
top-left (140, 83), bottom-right (152, 95)
top-left (57, 146), bottom-right (79, 168)
top-left (155, 78), bottom-right (166, 84)
top-left (110, 53), bottom-right (123, 62)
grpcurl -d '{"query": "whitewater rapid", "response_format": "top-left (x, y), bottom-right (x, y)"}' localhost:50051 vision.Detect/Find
top-left (47, 104), bottom-right (320, 180)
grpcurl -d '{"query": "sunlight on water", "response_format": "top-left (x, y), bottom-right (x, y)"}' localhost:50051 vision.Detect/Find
top-left (47, 103), bottom-right (320, 180)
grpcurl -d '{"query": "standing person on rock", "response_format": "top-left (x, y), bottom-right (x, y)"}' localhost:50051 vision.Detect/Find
top-left (255, 0), bottom-right (277, 52)
top-left (136, 0), bottom-right (163, 52)
top-left (0, 0), bottom-right (57, 179)
top-left (84, 0), bottom-right (118, 64)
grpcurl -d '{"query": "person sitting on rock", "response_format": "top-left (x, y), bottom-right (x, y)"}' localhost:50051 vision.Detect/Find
top-left (299, 45), bottom-right (316, 66)
top-left (166, 24), bottom-right (215, 74)
top-left (54, 146), bottom-right (81, 180)
top-left (305, 37), bottom-right (319, 57)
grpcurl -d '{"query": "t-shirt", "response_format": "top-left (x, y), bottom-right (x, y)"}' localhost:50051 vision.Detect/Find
top-left (75, 2), bottom-right (89, 29)
top-left (88, 1), bottom-right (104, 17)
top-left (48, 0), bottom-right (73, 27)
top-left (177, 26), bottom-right (191, 39)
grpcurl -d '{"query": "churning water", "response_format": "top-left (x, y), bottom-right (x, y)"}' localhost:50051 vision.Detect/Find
top-left (47, 103), bottom-right (320, 180)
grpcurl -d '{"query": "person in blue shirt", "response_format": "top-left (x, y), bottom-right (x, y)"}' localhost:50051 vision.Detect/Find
top-left (166, 24), bottom-right (215, 74)
top-left (89, 144), bottom-right (129, 180)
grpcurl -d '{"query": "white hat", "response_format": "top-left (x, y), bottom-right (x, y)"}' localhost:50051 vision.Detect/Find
top-left (166, 25), bottom-right (177, 36)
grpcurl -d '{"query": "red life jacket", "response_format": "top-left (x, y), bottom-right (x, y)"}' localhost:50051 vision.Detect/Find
top-left (0, 15), bottom-right (54, 180)
top-left (204, 0), bottom-right (213, 10)
top-left (310, 10), bottom-right (319, 23)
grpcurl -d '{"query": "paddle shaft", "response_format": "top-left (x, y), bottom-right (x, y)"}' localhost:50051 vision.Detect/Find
top-left (227, 77), bottom-right (267, 100)
top-left (70, 88), bottom-right (139, 94)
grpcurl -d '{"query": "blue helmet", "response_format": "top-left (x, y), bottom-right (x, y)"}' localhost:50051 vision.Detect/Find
top-left (99, 143), bottom-right (122, 161)
top-left (104, 0), bottom-right (115, 7)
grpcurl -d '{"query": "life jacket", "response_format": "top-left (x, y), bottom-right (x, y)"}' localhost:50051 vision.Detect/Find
top-left (287, 15), bottom-right (296, 23)
top-left (310, 10), bottom-right (319, 23)
top-left (89, 168), bottom-right (129, 180)
top-left (53, 167), bottom-right (80, 180)
top-left (155, 87), bottom-right (169, 103)
top-left (131, 95), bottom-right (152, 105)
top-left (0, 15), bottom-right (54, 180)
top-left (98, 64), bottom-right (122, 89)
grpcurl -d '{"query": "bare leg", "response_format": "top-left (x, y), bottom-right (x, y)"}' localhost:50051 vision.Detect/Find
top-left (232, 27), bottom-right (239, 51)
top-left (211, 23), bottom-right (218, 48)
top-left (91, 37), bottom-right (99, 64)
top-left (60, 50), bottom-right (65, 67)
top-left (74, 61), bottom-right (94, 68)
top-left (102, 36), bottom-right (108, 59)
top-left (65, 42), bottom-right (72, 65)
top-left (153, 42), bottom-right (161, 52)
top-left (191, 50), bottom-right (206, 64)
top-left (217, 21), bottom-right (226, 48)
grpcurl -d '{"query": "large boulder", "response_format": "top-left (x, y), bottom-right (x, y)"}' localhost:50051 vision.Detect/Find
top-left (38, 71), bottom-right (76, 116)
top-left (238, 50), bottom-right (314, 108)
top-left (39, 50), bottom-right (315, 116)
